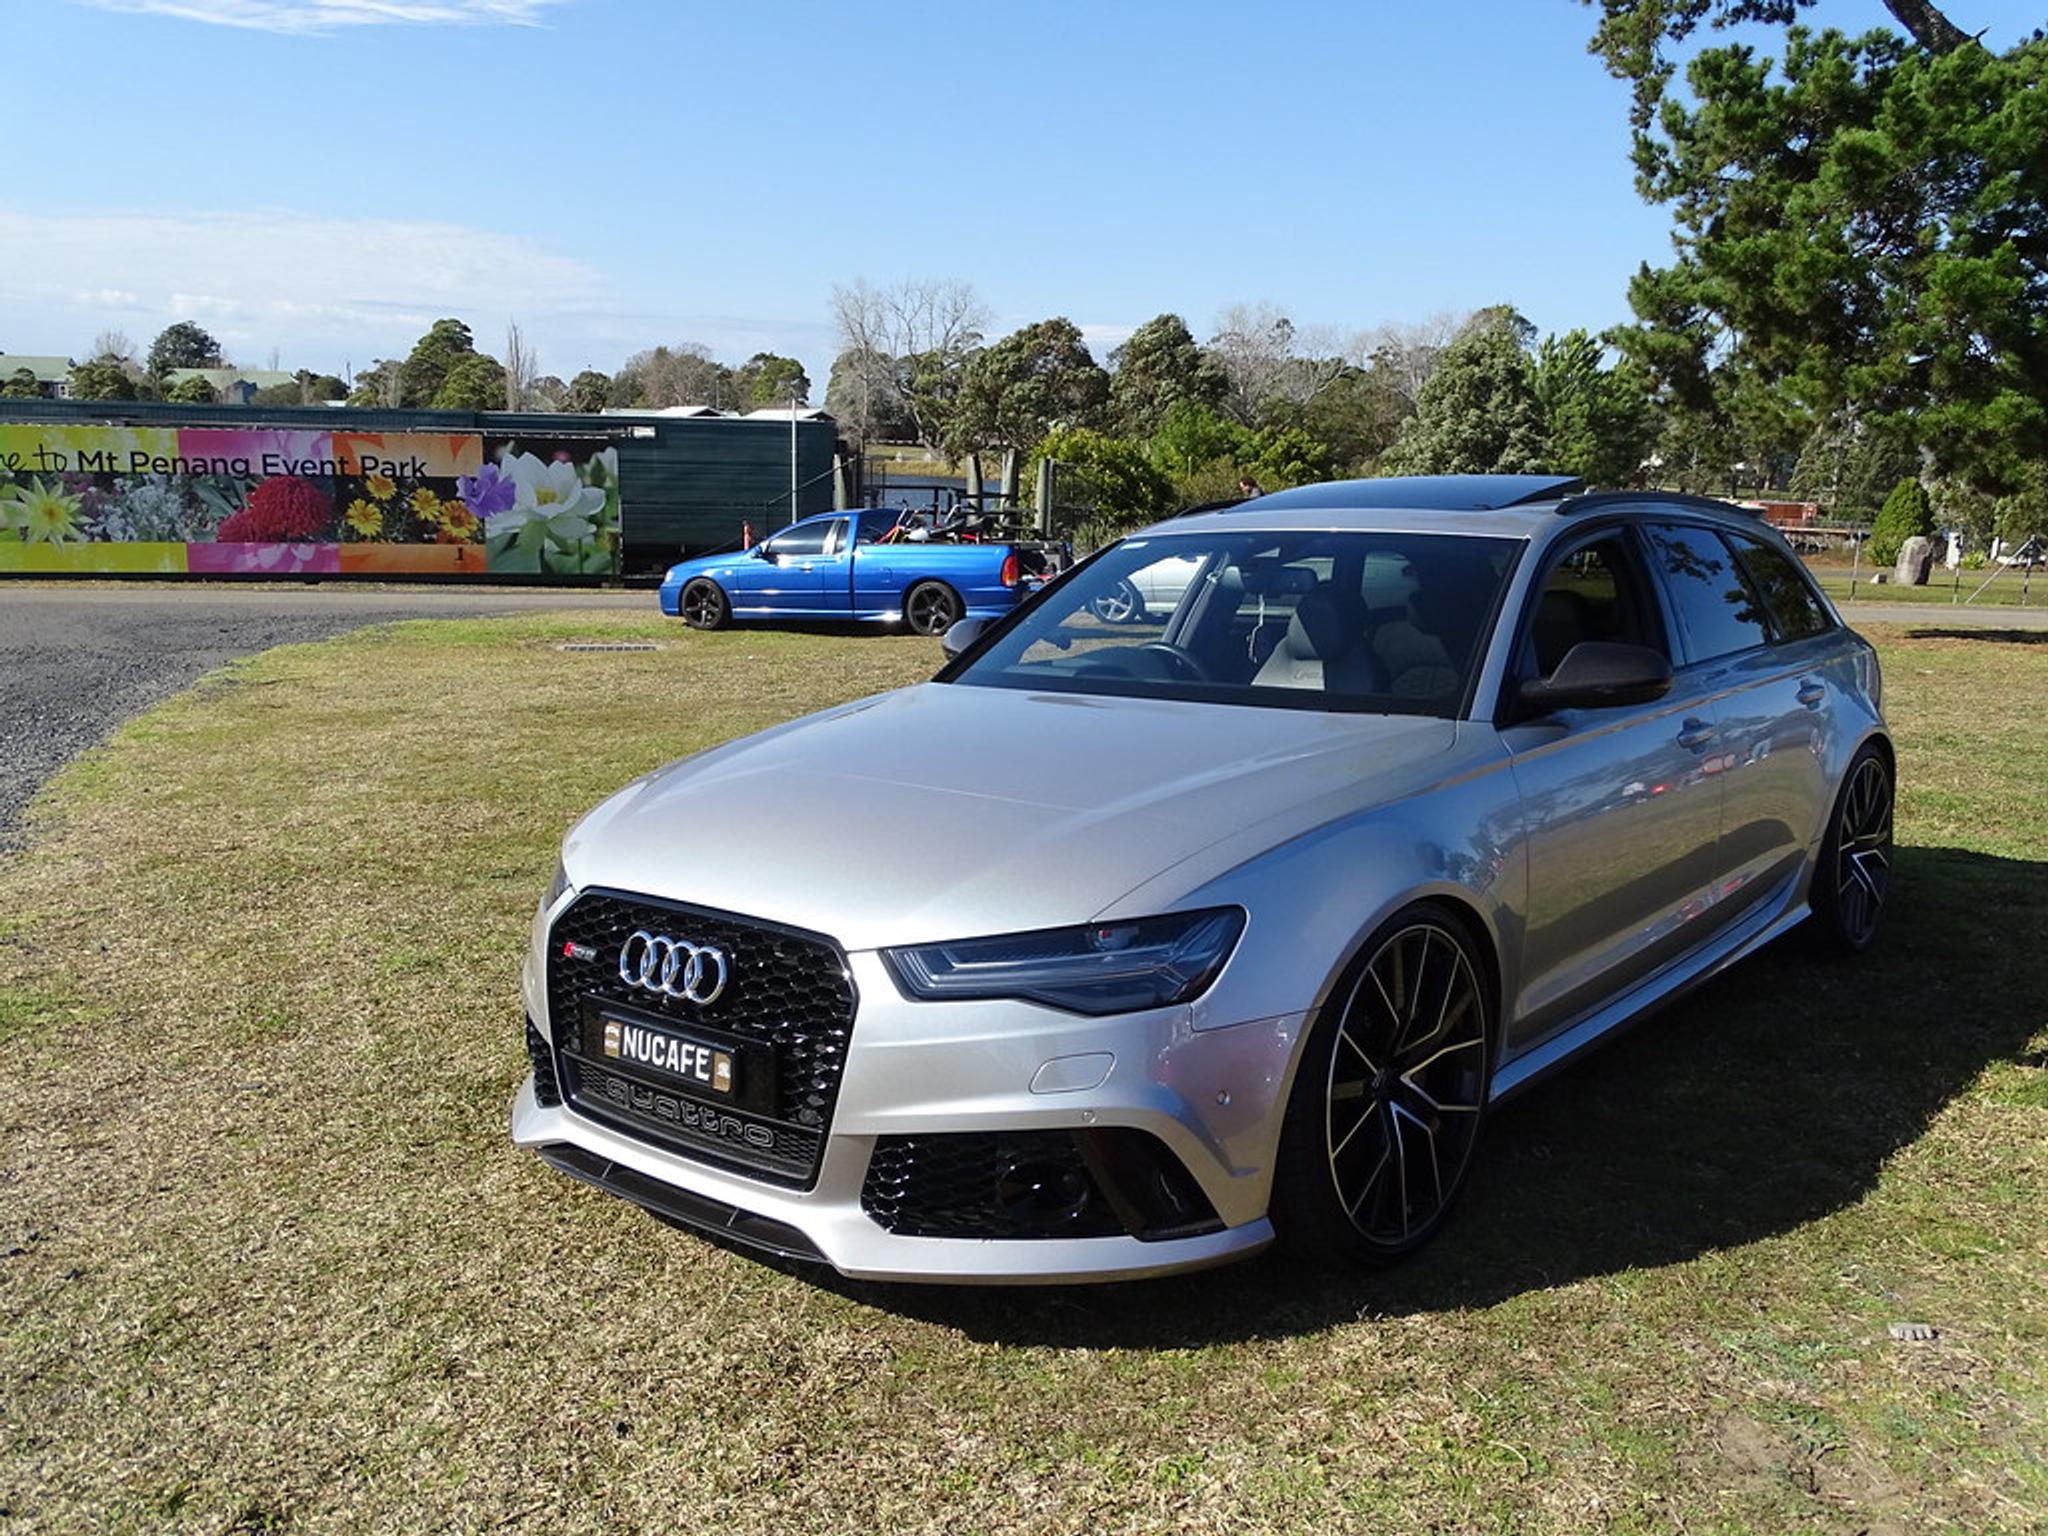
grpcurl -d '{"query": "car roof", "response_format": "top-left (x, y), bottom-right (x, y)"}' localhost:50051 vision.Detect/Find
top-left (1130, 477), bottom-right (1765, 542)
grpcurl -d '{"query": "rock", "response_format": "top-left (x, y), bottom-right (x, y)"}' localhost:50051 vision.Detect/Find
top-left (1895, 535), bottom-right (1935, 586)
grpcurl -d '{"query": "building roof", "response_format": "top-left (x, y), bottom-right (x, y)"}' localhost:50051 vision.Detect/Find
top-left (742, 406), bottom-right (833, 422)
top-left (164, 367), bottom-right (297, 389)
top-left (0, 355), bottom-right (75, 381)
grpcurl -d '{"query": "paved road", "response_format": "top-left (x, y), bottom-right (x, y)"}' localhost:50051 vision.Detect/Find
top-left (1838, 600), bottom-right (2048, 630)
top-left (0, 585), bottom-right (645, 849)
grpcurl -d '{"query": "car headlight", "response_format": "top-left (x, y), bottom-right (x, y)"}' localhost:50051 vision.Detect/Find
top-left (882, 908), bottom-right (1245, 1016)
top-left (542, 858), bottom-right (572, 911)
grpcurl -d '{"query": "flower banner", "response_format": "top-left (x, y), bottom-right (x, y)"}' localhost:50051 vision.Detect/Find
top-left (0, 424), bottom-right (622, 579)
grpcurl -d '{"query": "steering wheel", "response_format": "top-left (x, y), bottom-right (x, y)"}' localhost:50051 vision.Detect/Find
top-left (1136, 641), bottom-right (1210, 683)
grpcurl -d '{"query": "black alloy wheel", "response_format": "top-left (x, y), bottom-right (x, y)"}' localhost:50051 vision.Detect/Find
top-left (680, 579), bottom-right (729, 631)
top-left (1813, 744), bottom-right (1893, 953)
top-left (904, 581), bottom-right (962, 636)
top-left (1275, 906), bottom-right (1491, 1264)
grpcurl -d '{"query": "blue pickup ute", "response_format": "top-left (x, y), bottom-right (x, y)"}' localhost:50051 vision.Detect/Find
top-left (658, 509), bottom-right (1066, 635)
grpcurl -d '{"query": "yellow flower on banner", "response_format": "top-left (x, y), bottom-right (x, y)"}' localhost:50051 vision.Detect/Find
top-left (366, 473), bottom-right (397, 502)
top-left (344, 499), bottom-right (383, 538)
top-left (1, 477), bottom-right (84, 544)
top-left (409, 488), bottom-right (443, 522)
top-left (437, 500), bottom-right (480, 541)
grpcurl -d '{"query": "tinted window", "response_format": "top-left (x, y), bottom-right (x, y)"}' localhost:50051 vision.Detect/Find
top-left (1730, 534), bottom-right (1831, 641)
top-left (764, 523), bottom-right (830, 558)
top-left (1643, 523), bottom-right (1770, 662)
top-left (951, 530), bottom-right (1519, 718)
top-left (856, 510), bottom-right (899, 544)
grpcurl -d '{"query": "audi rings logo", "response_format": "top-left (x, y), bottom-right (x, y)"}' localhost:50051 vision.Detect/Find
top-left (618, 930), bottom-right (731, 1006)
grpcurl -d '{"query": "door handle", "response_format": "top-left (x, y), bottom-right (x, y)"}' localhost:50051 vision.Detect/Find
top-left (1796, 679), bottom-right (1826, 709)
top-left (1676, 718), bottom-right (1715, 753)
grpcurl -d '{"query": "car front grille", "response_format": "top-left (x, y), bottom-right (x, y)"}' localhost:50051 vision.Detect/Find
top-left (542, 889), bottom-right (856, 1188)
top-left (525, 1018), bottom-right (562, 1106)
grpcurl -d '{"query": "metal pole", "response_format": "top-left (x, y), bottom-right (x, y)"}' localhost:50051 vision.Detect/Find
top-left (789, 392), bottom-right (798, 526)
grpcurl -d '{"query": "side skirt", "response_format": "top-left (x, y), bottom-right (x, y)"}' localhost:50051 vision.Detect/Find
top-left (1490, 884), bottom-right (1809, 1102)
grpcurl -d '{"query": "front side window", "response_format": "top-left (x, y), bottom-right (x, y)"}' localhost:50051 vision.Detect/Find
top-left (1643, 523), bottom-right (1770, 663)
top-left (1730, 533), bottom-right (1832, 641)
top-left (763, 522), bottom-right (831, 558)
top-left (949, 530), bottom-right (1520, 717)
top-left (1521, 533), bottom-right (1661, 679)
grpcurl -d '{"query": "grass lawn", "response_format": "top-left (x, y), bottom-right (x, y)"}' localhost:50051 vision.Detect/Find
top-left (1805, 565), bottom-right (2045, 609)
top-left (1, 615), bottom-right (2043, 1535)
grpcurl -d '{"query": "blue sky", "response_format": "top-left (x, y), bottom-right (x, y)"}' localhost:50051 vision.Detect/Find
top-left (4, 0), bottom-right (2041, 384)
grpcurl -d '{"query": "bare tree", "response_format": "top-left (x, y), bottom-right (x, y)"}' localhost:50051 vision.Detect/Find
top-left (266, 345), bottom-right (282, 373)
top-left (90, 330), bottom-right (136, 366)
top-left (829, 277), bottom-right (989, 447)
top-left (1359, 310), bottom-right (1469, 408)
top-left (618, 343), bottom-right (730, 409)
top-left (1210, 302), bottom-right (1302, 423)
top-left (504, 321), bottom-right (539, 411)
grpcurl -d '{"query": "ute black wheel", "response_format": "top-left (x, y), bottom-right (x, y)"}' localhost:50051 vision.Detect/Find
top-left (1810, 742), bottom-right (1893, 954)
top-left (904, 581), bottom-right (963, 637)
top-left (680, 579), bottom-right (730, 631)
top-left (1273, 903), bottom-right (1492, 1266)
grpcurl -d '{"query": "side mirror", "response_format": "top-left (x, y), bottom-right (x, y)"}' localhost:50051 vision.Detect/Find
top-left (940, 616), bottom-right (987, 657)
top-left (1516, 641), bottom-right (1672, 716)
top-left (750, 544), bottom-right (771, 559)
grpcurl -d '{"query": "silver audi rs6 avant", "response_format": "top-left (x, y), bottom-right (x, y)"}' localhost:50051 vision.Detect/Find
top-left (512, 474), bottom-right (1893, 1282)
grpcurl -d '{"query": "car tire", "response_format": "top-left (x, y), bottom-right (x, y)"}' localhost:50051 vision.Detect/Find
top-left (904, 581), bottom-right (962, 636)
top-left (1271, 901), bottom-right (1493, 1267)
top-left (680, 579), bottom-right (730, 631)
top-left (1808, 741), bottom-right (1894, 954)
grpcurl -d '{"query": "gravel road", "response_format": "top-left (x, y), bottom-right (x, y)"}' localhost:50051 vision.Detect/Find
top-left (0, 585), bottom-right (644, 849)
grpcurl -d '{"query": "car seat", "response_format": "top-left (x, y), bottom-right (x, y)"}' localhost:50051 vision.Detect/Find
top-left (1252, 588), bottom-right (1382, 693)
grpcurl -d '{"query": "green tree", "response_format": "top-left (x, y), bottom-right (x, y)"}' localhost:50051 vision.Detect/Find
top-left (823, 346), bottom-right (910, 441)
top-left (1108, 314), bottom-right (1227, 436)
top-left (164, 373), bottom-right (219, 405)
top-left (948, 318), bottom-right (1110, 456)
top-left (1585, 2), bottom-right (2048, 499)
top-left (430, 353), bottom-right (509, 411)
top-left (397, 319), bottom-right (478, 407)
top-left (1530, 329), bottom-right (1660, 488)
top-left (565, 369), bottom-right (612, 414)
top-left (1870, 477), bottom-right (1935, 566)
top-left (1026, 427), bottom-right (1176, 538)
top-left (731, 353), bottom-right (811, 408)
top-left (0, 367), bottom-right (42, 399)
top-left (1286, 370), bottom-right (1409, 472)
top-left (145, 321), bottom-right (222, 381)
top-left (1148, 401), bottom-right (1245, 476)
top-left (1379, 308), bottom-right (1547, 475)
top-left (68, 357), bottom-right (137, 401)
top-left (346, 359), bottom-right (401, 408)
top-left (1787, 413), bottom-right (1919, 520)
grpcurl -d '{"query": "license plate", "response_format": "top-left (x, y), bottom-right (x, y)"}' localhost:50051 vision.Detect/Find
top-left (599, 1015), bottom-right (736, 1097)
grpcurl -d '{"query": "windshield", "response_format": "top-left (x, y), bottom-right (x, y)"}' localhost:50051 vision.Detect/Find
top-left (949, 529), bottom-right (1521, 717)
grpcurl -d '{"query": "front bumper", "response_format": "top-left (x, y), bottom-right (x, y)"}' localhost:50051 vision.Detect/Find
top-left (512, 949), bottom-right (1301, 1283)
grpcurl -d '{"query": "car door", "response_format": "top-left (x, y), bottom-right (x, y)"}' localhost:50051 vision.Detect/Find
top-left (750, 519), bottom-right (840, 616)
top-left (1499, 525), bottom-right (1728, 1046)
top-left (1652, 523), bottom-right (1837, 923)
top-left (791, 517), bottom-right (854, 617)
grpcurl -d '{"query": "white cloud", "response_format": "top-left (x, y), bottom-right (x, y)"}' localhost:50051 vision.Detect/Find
top-left (71, 0), bottom-right (561, 33)
top-left (0, 206), bottom-right (830, 378)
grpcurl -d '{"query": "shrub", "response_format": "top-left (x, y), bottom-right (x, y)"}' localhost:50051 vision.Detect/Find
top-left (1870, 478), bottom-right (1934, 567)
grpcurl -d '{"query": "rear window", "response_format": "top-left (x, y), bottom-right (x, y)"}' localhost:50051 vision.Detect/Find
top-left (1643, 523), bottom-right (1771, 663)
top-left (1730, 533), bottom-right (1832, 642)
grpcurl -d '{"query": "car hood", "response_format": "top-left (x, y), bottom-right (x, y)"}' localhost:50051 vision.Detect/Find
top-left (564, 682), bottom-right (1457, 951)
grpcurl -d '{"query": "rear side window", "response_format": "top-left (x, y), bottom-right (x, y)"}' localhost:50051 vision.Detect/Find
top-left (1642, 523), bottom-right (1770, 663)
top-left (1730, 534), bottom-right (1832, 641)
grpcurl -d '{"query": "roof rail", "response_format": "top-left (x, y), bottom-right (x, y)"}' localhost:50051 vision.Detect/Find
top-left (1557, 489), bottom-right (1761, 518)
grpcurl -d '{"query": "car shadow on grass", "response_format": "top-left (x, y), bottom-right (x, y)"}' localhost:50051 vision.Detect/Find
top-left (789, 845), bottom-right (2045, 1346)
top-left (1904, 627), bottom-right (2048, 645)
